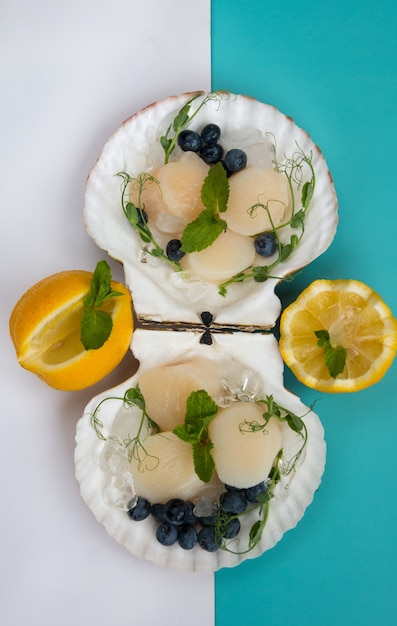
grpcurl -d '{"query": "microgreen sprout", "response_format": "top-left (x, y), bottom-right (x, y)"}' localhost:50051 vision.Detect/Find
top-left (241, 395), bottom-right (310, 473)
top-left (210, 450), bottom-right (282, 556)
top-left (90, 385), bottom-right (160, 471)
top-left (116, 171), bottom-right (183, 270)
top-left (218, 144), bottom-right (316, 296)
top-left (216, 397), bottom-right (312, 554)
top-left (116, 92), bottom-right (315, 297)
top-left (160, 91), bottom-right (223, 163)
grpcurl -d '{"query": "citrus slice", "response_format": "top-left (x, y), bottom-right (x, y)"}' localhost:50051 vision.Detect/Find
top-left (9, 269), bottom-right (133, 391)
top-left (279, 279), bottom-right (397, 392)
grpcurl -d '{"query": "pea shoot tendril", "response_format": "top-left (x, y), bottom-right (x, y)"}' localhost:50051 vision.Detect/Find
top-left (90, 386), bottom-right (160, 471)
top-left (218, 144), bottom-right (315, 296)
top-left (215, 396), bottom-right (313, 554)
top-left (115, 171), bottom-right (183, 271)
top-left (116, 93), bottom-right (316, 297)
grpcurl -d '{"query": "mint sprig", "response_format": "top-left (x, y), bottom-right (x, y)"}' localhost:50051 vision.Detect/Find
top-left (80, 260), bottom-right (124, 350)
top-left (173, 389), bottom-right (219, 482)
top-left (315, 329), bottom-right (347, 378)
top-left (181, 162), bottom-right (229, 253)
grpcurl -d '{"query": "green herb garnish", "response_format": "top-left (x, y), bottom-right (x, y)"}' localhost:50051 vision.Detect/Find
top-left (240, 395), bottom-right (309, 475)
top-left (173, 389), bottom-right (219, 483)
top-left (245, 449), bottom-right (283, 551)
top-left (116, 171), bottom-right (182, 270)
top-left (160, 91), bottom-right (222, 163)
top-left (218, 144), bottom-right (316, 296)
top-left (80, 260), bottom-right (124, 350)
top-left (180, 162), bottom-right (229, 253)
top-left (216, 396), bottom-right (311, 554)
top-left (91, 385), bottom-right (160, 470)
top-left (117, 94), bottom-right (315, 298)
top-left (208, 449), bottom-right (283, 555)
top-left (315, 329), bottom-right (347, 378)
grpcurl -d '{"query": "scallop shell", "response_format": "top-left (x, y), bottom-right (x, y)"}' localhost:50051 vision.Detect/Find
top-left (84, 91), bottom-right (338, 329)
top-left (75, 330), bottom-right (326, 571)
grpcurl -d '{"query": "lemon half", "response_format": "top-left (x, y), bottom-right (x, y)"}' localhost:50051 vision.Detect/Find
top-left (9, 270), bottom-right (133, 390)
top-left (279, 279), bottom-right (397, 392)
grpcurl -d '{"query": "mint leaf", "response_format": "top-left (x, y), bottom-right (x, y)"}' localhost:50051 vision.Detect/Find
top-left (172, 424), bottom-right (199, 444)
top-left (185, 389), bottom-right (219, 425)
top-left (193, 441), bottom-right (215, 483)
top-left (201, 161), bottom-right (229, 214)
top-left (81, 309), bottom-right (113, 350)
top-left (173, 390), bottom-right (218, 483)
top-left (80, 260), bottom-right (124, 351)
top-left (314, 329), bottom-right (347, 378)
top-left (180, 161), bottom-right (230, 253)
top-left (315, 329), bottom-right (330, 348)
top-left (181, 209), bottom-right (227, 253)
top-left (325, 345), bottom-right (347, 378)
top-left (84, 260), bottom-right (123, 309)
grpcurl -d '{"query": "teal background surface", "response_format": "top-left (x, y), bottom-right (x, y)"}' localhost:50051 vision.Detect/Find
top-left (212, 1), bottom-right (397, 625)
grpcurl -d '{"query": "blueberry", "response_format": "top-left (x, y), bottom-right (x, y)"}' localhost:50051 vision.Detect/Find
top-left (223, 148), bottom-right (247, 173)
top-left (220, 491), bottom-right (247, 515)
top-left (156, 522), bottom-right (179, 546)
top-left (245, 481), bottom-right (269, 503)
top-left (254, 233), bottom-right (277, 257)
top-left (221, 162), bottom-right (233, 178)
top-left (163, 498), bottom-right (190, 526)
top-left (185, 501), bottom-right (198, 525)
top-left (177, 130), bottom-right (202, 153)
top-left (199, 143), bottom-right (224, 164)
top-left (151, 503), bottom-right (166, 523)
top-left (127, 496), bottom-right (151, 521)
top-left (178, 525), bottom-right (198, 550)
top-left (198, 514), bottom-right (218, 527)
top-left (137, 207), bottom-right (148, 225)
top-left (198, 526), bottom-right (219, 552)
top-left (200, 123), bottom-right (221, 144)
top-left (221, 517), bottom-right (241, 539)
top-left (225, 484), bottom-right (244, 493)
top-left (166, 239), bottom-right (185, 262)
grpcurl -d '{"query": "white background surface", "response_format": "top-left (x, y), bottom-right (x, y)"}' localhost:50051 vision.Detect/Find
top-left (0, 2), bottom-right (212, 624)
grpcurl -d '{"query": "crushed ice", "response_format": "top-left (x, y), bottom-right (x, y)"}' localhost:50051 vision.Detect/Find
top-left (100, 437), bottom-right (136, 511)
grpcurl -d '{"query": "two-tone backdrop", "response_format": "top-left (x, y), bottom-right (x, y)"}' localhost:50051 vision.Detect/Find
top-left (1, 2), bottom-right (396, 625)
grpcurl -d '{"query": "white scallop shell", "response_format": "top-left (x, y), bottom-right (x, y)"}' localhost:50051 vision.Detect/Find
top-left (84, 91), bottom-right (338, 328)
top-left (75, 330), bottom-right (326, 571)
